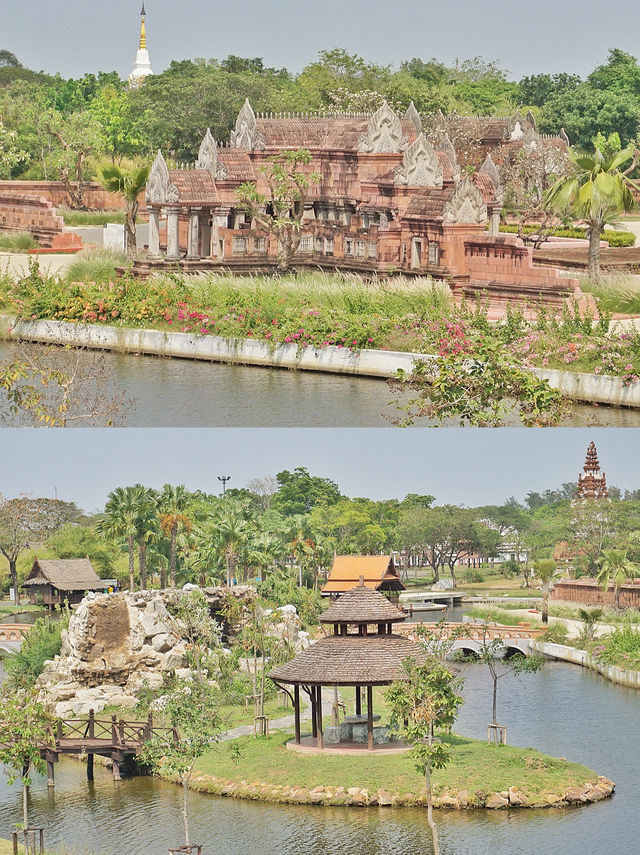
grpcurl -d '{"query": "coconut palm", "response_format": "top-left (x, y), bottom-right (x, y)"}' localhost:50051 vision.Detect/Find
top-left (158, 484), bottom-right (191, 588)
top-left (532, 558), bottom-right (557, 625)
top-left (95, 161), bottom-right (150, 254)
top-left (597, 548), bottom-right (639, 611)
top-left (99, 486), bottom-right (140, 592)
top-left (544, 147), bottom-right (639, 278)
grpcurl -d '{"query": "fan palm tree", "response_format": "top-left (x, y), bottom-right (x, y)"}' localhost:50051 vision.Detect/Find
top-left (213, 500), bottom-right (254, 585)
top-left (532, 559), bottom-right (557, 625)
top-left (577, 607), bottom-right (604, 643)
top-left (158, 484), bottom-right (191, 588)
top-left (597, 548), bottom-right (639, 611)
top-left (95, 162), bottom-right (150, 254)
top-left (544, 147), bottom-right (639, 278)
top-left (99, 486), bottom-right (140, 592)
top-left (131, 484), bottom-right (159, 590)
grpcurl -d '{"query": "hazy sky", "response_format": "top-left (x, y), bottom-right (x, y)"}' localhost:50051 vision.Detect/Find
top-left (1, 428), bottom-right (639, 512)
top-left (2, 0), bottom-right (634, 82)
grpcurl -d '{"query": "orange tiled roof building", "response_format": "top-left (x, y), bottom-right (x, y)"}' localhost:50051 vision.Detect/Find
top-left (321, 555), bottom-right (404, 596)
top-left (142, 100), bottom-right (582, 310)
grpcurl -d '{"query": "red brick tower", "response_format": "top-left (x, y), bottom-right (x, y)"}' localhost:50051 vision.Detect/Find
top-left (576, 441), bottom-right (609, 500)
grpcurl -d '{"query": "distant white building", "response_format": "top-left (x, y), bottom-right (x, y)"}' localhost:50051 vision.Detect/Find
top-left (129, 2), bottom-right (153, 88)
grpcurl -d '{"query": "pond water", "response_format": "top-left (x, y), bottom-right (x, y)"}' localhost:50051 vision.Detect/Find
top-left (1, 342), bottom-right (640, 427)
top-left (0, 661), bottom-right (638, 855)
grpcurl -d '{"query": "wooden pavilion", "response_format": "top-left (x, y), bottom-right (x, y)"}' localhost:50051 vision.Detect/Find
top-left (321, 555), bottom-right (405, 597)
top-left (22, 558), bottom-right (106, 606)
top-left (269, 581), bottom-right (424, 751)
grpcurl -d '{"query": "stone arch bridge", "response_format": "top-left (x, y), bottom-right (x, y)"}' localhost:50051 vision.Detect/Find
top-left (0, 624), bottom-right (31, 655)
top-left (399, 622), bottom-right (544, 658)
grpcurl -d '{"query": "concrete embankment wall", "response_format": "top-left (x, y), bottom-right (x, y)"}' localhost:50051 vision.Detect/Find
top-left (533, 641), bottom-right (640, 689)
top-left (2, 316), bottom-right (640, 408)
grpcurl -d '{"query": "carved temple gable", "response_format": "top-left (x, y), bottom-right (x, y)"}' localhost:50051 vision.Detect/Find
top-left (436, 133), bottom-right (461, 183)
top-left (357, 101), bottom-right (408, 153)
top-left (442, 176), bottom-right (487, 224)
top-left (196, 128), bottom-right (228, 179)
top-left (404, 101), bottom-right (422, 134)
top-left (394, 133), bottom-right (442, 186)
top-left (479, 153), bottom-right (503, 203)
top-left (145, 150), bottom-right (179, 205)
top-left (230, 99), bottom-right (265, 151)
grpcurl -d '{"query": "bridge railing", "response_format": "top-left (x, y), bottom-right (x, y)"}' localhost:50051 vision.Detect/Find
top-left (53, 711), bottom-right (179, 748)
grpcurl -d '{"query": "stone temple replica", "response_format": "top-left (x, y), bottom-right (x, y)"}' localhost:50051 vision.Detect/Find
top-left (139, 99), bottom-right (585, 311)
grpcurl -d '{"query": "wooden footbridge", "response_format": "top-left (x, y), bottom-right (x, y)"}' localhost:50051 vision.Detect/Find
top-left (1, 710), bottom-right (178, 785)
top-left (399, 621), bottom-right (545, 656)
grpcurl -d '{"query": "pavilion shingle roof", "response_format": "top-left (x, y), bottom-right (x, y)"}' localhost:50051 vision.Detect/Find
top-left (320, 585), bottom-right (406, 624)
top-left (168, 170), bottom-right (218, 205)
top-left (269, 633), bottom-right (424, 685)
top-left (23, 558), bottom-right (103, 592)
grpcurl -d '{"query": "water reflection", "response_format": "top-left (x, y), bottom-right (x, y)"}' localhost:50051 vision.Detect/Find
top-left (1, 342), bottom-right (639, 427)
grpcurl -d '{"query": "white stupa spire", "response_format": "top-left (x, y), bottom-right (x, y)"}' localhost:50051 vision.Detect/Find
top-left (128, 3), bottom-right (153, 88)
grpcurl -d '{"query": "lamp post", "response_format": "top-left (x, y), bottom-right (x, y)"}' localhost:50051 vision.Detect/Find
top-left (218, 475), bottom-right (231, 496)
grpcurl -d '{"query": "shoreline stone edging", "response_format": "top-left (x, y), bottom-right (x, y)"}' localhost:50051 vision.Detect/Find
top-left (182, 770), bottom-right (614, 810)
top-left (534, 640), bottom-right (640, 689)
top-left (2, 316), bottom-right (639, 409)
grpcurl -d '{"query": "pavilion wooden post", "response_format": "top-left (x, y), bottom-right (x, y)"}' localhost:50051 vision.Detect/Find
top-left (355, 686), bottom-right (361, 716)
top-left (311, 688), bottom-right (317, 739)
top-left (294, 685), bottom-right (301, 744)
top-left (316, 686), bottom-right (324, 750)
top-left (367, 686), bottom-right (374, 751)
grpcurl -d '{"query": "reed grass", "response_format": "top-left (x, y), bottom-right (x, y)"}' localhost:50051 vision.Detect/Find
top-left (0, 231), bottom-right (39, 252)
top-left (57, 207), bottom-right (133, 226)
top-left (580, 273), bottom-right (640, 314)
top-left (65, 248), bottom-right (129, 284)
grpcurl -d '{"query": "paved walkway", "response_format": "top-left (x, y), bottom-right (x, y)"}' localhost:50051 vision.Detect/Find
top-left (219, 686), bottom-right (340, 741)
top-left (0, 252), bottom-right (77, 278)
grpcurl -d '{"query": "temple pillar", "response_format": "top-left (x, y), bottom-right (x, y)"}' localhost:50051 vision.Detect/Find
top-left (187, 208), bottom-right (201, 259)
top-left (166, 207), bottom-right (180, 259)
top-left (367, 685), bottom-right (374, 751)
top-left (294, 685), bottom-right (301, 744)
top-left (148, 208), bottom-right (161, 257)
top-left (489, 206), bottom-right (501, 236)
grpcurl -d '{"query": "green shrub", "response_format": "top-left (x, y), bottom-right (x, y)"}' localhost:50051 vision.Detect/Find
top-left (603, 230), bottom-right (636, 247)
top-left (539, 622), bottom-right (569, 644)
top-left (464, 569), bottom-right (484, 583)
top-left (595, 624), bottom-right (640, 669)
top-left (498, 224), bottom-right (635, 247)
top-left (3, 613), bottom-right (68, 690)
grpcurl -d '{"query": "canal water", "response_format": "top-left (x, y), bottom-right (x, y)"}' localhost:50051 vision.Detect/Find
top-left (0, 661), bottom-right (637, 855)
top-left (2, 342), bottom-right (640, 427)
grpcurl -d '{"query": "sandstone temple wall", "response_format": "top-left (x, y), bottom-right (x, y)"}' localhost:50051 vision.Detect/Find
top-left (552, 580), bottom-right (640, 608)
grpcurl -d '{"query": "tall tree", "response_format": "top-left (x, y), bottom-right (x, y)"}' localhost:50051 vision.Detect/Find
top-left (158, 484), bottom-right (191, 587)
top-left (99, 487), bottom-right (141, 592)
top-left (596, 548), bottom-right (638, 611)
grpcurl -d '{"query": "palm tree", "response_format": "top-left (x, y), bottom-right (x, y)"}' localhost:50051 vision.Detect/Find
top-left (597, 548), bottom-right (639, 611)
top-left (131, 485), bottom-right (159, 591)
top-left (158, 484), bottom-right (191, 588)
top-left (532, 559), bottom-right (557, 625)
top-left (577, 607), bottom-right (604, 643)
top-left (95, 162), bottom-right (150, 254)
top-left (99, 487), bottom-right (140, 592)
top-left (213, 500), bottom-right (254, 586)
top-left (544, 147), bottom-right (639, 278)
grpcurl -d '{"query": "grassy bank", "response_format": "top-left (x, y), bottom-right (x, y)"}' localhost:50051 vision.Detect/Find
top-left (2, 259), bottom-right (640, 381)
top-left (193, 731), bottom-right (604, 807)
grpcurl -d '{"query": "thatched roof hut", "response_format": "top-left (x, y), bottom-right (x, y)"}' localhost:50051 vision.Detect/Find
top-left (270, 582), bottom-right (423, 750)
top-left (22, 558), bottom-right (106, 606)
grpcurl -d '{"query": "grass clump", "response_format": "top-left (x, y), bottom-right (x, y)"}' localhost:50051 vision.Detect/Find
top-left (65, 248), bottom-right (129, 285)
top-left (465, 607), bottom-right (534, 626)
top-left (580, 274), bottom-right (640, 315)
top-left (196, 731), bottom-right (597, 801)
top-left (0, 231), bottom-right (39, 252)
top-left (56, 208), bottom-right (135, 227)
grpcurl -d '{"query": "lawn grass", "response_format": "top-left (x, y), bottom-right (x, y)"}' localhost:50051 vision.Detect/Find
top-left (196, 731), bottom-right (596, 801)
top-left (465, 607), bottom-right (537, 626)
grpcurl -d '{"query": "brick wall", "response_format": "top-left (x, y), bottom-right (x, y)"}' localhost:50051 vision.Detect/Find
top-left (0, 180), bottom-right (146, 212)
top-left (552, 580), bottom-right (640, 608)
